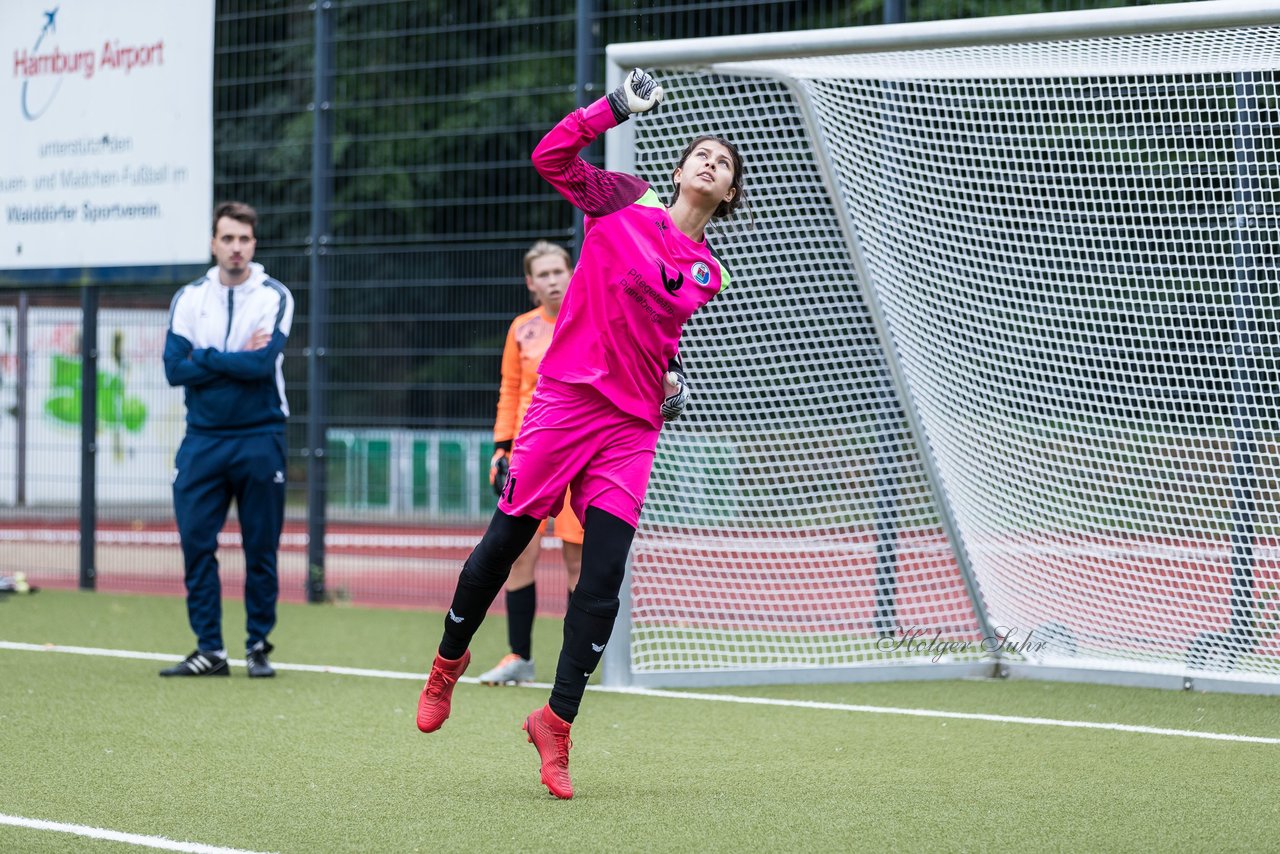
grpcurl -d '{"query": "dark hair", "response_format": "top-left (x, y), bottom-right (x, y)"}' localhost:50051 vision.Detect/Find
top-left (668, 135), bottom-right (746, 219)
top-left (212, 200), bottom-right (257, 235)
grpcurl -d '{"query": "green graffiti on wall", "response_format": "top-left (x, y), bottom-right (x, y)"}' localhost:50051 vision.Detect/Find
top-left (44, 353), bottom-right (147, 432)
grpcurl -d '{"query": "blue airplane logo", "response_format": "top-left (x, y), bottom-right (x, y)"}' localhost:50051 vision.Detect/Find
top-left (22, 7), bottom-right (62, 120)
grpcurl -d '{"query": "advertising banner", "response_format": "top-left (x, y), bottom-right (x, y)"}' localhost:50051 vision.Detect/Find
top-left (0, 1), bottom-right (214, 272)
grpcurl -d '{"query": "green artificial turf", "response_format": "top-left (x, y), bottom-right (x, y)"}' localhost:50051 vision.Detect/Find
top-left (1, 590), bottom-right (1276, 852)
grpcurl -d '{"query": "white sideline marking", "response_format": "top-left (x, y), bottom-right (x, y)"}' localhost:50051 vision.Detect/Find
top-left (604, 687), bottom-right (1280, 745)
top-left (2, 640), bottom-right (1277, 745)
top-left (0, 813), bottom-right (273, 853)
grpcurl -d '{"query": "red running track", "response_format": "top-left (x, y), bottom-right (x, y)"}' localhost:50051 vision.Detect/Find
top-left (3, 521), bottom-right (1278, 657)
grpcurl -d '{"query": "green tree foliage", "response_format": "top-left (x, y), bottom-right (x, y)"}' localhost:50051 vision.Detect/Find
top-left (211, 0), bottom-right (1189, 430)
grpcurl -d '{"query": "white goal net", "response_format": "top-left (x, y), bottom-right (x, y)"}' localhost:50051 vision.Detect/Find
top-left (606, 1), bottom-right (1280, 692)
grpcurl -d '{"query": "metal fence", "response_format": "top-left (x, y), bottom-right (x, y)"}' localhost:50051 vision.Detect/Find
top-left (0, 0), bottom-right (1183, 609)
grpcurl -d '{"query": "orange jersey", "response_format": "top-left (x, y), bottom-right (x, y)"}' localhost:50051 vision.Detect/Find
top-left (494, 306), bottom-right (557, 445)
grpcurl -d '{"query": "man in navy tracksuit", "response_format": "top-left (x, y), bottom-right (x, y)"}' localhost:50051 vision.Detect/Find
top-left (160, 201), bottom-right (295, 678)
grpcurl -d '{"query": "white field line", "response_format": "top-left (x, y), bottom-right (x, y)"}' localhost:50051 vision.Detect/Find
top-left (4, 641), bottom-right (1277, 745)
top-left (0, 813), bottom-right (274, 854)
top-left (613, 687), bottom-right (1280, 744)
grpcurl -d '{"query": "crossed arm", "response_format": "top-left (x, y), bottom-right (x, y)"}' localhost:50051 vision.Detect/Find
top-left (164, 327), bottom-right (281, 388)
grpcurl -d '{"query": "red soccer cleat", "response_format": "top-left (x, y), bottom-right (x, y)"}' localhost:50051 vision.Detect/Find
top-left (416, 649), bottom-right (471, 733)
top-left (523, 704), bottom-right (574, 799)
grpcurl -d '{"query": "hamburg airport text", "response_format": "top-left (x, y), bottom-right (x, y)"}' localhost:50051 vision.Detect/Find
top-left (13, 40), bottom-right (165, 81)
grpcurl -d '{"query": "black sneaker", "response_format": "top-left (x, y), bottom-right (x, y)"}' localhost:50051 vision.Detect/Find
top-left (246, 641), bottom-right (275, 678)
top-left (159, 650), bottom-right (229, 677)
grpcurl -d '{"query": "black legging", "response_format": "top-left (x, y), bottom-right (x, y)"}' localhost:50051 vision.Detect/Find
top-left (438, 505), bottom-right (635, 722)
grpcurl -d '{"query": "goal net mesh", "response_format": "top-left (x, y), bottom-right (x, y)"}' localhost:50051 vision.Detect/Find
top-left (627, 22), bottom-right (1280, 685)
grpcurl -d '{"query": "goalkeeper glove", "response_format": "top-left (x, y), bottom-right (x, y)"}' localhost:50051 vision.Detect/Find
top-left (490, 447), bottom-right (511, 497)
top-left (607, 68), bottom-right (663, 123)
top-left (660, 361), bottom-right (689, 423)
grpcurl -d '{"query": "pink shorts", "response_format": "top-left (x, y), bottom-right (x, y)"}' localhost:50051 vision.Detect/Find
top-left (498, 377), bottom-right (660, 529)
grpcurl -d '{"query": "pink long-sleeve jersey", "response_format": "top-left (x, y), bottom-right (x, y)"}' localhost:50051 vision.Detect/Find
top-left (532, 97), bottom-right (731, 429)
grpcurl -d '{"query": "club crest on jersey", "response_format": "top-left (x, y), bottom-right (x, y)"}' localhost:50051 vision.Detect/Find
top-left (692, 261), bottom-right (711, 285)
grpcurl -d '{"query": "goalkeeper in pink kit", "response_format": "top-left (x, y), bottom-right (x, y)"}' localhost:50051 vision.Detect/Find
top-left (416, 69), bottom-right (747, 799)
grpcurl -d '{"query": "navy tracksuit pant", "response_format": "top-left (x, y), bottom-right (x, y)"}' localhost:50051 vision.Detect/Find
top-left (173, 430), bottom-right (286, 653)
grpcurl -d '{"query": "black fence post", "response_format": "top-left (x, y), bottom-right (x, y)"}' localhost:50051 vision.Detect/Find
top-left (16, 291), bottom-right (28, 506)
top-left (79, 284), bottom-right (98, 591)
top-left (571, 0), bottom-right (597, 257)
top-left (306, 0), bottom-right (334, 604)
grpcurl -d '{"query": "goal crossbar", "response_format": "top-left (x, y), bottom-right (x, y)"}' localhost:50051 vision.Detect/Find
top-left (608, 1), bottom-right (1280, 68)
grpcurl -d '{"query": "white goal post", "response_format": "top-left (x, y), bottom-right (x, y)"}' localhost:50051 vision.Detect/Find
top-left (600, 1), bottom-right (1280, 694)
